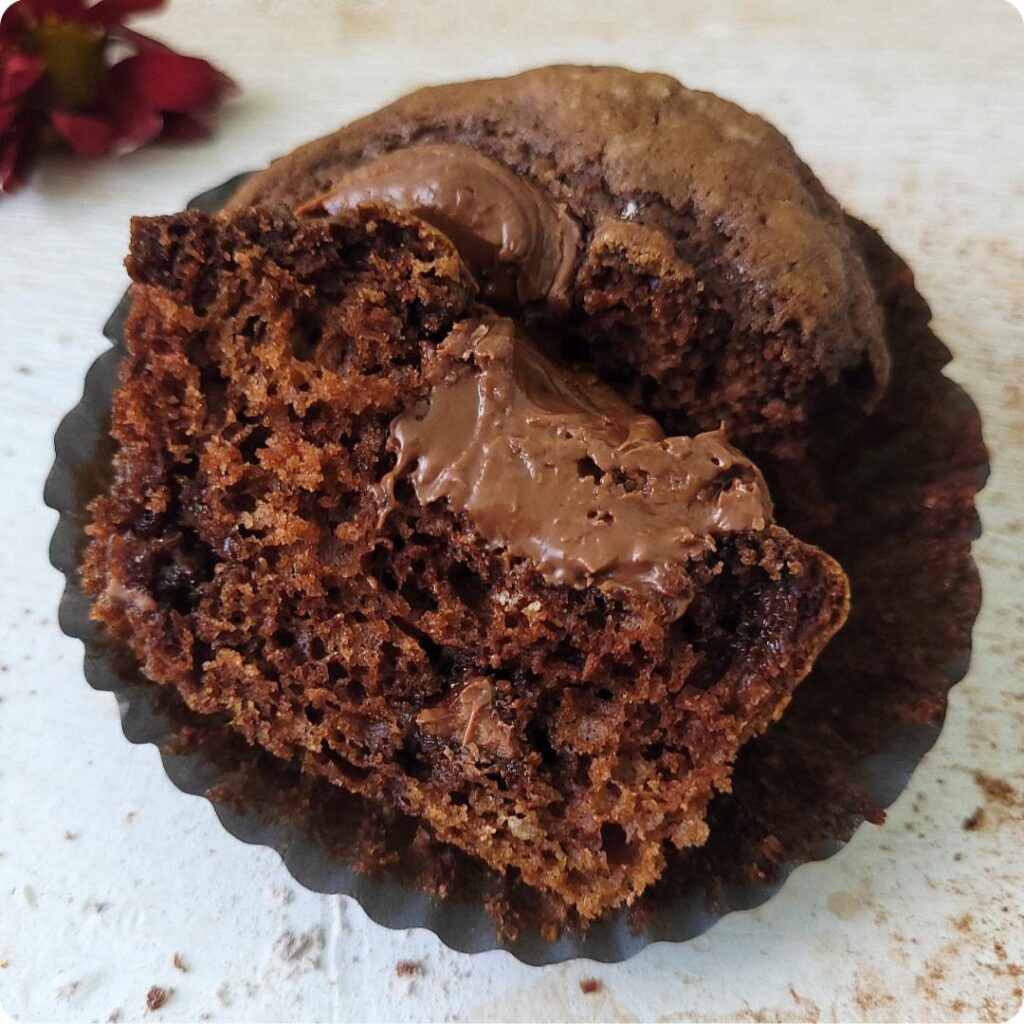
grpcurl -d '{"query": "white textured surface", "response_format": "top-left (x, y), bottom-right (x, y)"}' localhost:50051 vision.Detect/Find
top-left (1, 1), bottom-right (1023, 1021)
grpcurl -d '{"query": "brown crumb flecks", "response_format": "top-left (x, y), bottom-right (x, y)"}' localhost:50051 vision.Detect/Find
top-left (973, 771), bottom-right (1019, 807)
top-left (395, 960), bottom-right (424, 977)
top-left (963, 808), bottom-right (986, 831)
top-left (172, 952), bottom-right (188, 972)
top-left (580, 977), bottom-right (602, 994)
top-left (146, 986), bottom-right (171, 1012)
top-left (272, 927), bottom-right (324, 967)
top-left (961, 772), bottom-right (1023, 833)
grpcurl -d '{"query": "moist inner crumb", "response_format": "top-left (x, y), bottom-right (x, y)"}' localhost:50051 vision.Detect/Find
top-left (83, 204), bottom-right (850, 922)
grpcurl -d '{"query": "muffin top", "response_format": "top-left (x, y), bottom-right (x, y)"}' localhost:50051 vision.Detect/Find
top-left (230, 65), bottom-right (889, 451)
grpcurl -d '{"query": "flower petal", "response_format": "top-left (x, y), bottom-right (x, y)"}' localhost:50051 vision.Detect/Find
top-left (110, 50), bottom-right (232, 113)
top-left (0, 2), bottom-right (31, 48)
top-left (0, 101), bottom-right (17, 134)
top-left (106, 90), bottom-right (163, 149)
top-left (0, 134), bottom-right (25, 193)
top-left (160, 110), bottom-right (208, 142)
top-left (51, 108), bottom-right (117, 155)
top-left (1, 52), bottom-right (47, 103)
top-left (86, 0), bottom-right (166, 27)
top-left (95, 60), bottom-right (176, 151)
top-left (6, 0), bottom-right (91, 30)
top-left (0, 118), bottom-right (40, 193)
top-left (109, 24), bottom-right (172, 52)
top-left (36, 0), bottom-right (93, 18)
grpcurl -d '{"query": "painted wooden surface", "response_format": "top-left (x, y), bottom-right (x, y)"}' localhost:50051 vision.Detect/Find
top-left (1, 1), bottom-right (1021, 1020)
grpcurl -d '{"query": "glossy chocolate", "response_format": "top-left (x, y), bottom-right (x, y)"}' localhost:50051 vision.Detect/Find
top-left (297, 144), bottom-right (580, 307)
top-left (380, 318), bottom-right (772, 617)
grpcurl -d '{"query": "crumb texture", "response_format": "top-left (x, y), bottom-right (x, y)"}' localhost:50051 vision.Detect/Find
top-left (84, 206), bottom-right (849, 919)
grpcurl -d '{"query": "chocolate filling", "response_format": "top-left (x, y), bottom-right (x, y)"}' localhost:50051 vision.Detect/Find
top-left (380, 317), bottom-right (771, 618)
top-left (298, 143), bottom-right (580, 308)
top-left (417, 678), bottom-right (514, 757)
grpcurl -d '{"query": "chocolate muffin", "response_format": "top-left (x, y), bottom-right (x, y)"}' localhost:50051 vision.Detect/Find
top-left (83, 204), bottom-right (849, 919)
top-left (229, 65), bottom-right (890, 458)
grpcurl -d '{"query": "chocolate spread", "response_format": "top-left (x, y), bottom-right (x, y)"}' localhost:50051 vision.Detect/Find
top-left (380, 318), bottom-right (772, 616)
top-left (297, 144), bottom-right (580, 307)
top-left (417, 678), bottom-right (514, 757)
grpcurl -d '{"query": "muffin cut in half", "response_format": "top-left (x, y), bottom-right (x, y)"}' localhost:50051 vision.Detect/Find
top-left (84, 206), bottom-right (849, 919)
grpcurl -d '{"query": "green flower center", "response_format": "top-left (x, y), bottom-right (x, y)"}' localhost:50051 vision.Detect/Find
top-left (26, 17), bottom-right (107, 111)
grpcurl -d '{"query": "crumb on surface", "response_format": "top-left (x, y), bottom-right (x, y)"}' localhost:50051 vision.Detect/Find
top-left (973, 771), bottom-right (1018, 806)
top-left (272, 927), bottom-right (324, 967)
top-left (146, 986), bottom-right (171, 1012)
top-left (172, 952), bottom-right (188, 972)
top-left (395, 960), bottom-right (424, 977)
top-left (63, 831), bottom-right (77, 840)
top-left (269, 885), bottom-right (294, 905)
top-left (580, 977), bottom-right (602, 994)
top-left (963, 807), bottom-right (986, 831)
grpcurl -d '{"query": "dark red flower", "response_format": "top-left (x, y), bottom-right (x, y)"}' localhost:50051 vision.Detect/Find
top-left (0, 0), bottom-right (233, 193)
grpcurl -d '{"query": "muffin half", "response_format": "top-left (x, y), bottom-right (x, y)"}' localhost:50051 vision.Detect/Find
top-left (84, 206), bottom-right (849, 918)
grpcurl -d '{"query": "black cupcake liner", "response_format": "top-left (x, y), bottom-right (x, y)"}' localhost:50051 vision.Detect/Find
top-left (44, 175), bottom-right (988, 964)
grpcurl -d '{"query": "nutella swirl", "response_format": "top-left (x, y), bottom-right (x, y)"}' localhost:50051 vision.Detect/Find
top-left (297, 144), bottom-right (580, 307)
top-left (380, 318), bottom-right (772, 617)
